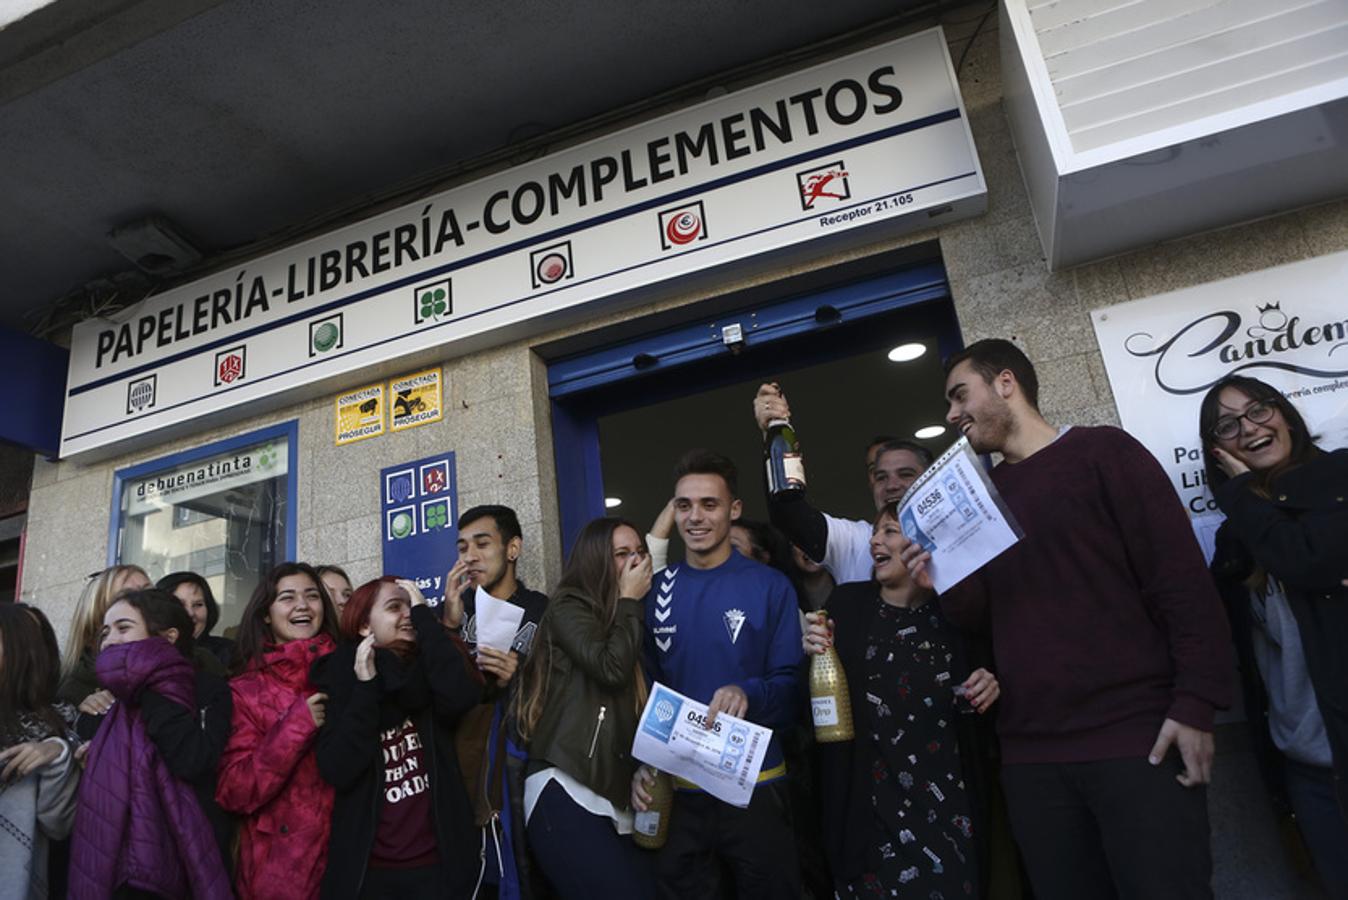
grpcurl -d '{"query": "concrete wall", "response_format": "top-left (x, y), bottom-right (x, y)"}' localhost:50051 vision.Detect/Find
top-left (19, 10), bottom-right (1345, 897)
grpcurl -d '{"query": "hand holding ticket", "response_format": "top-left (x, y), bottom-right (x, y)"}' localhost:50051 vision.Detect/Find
top-left (895, 436), bottom-right (1022, 593)
top-left (631, 682), bottom-right (771, 808)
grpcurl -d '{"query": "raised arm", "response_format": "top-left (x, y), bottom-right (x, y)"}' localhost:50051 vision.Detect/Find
top-left (1213, 453), bottom-right (1348, 591)
top-left (215, 680), bottom-right (321, 815)
top-left (546, 591), bottom-right (645, 692)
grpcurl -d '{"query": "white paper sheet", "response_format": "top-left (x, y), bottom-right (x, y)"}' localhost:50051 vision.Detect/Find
top-left (897, 436), bottom-right (1023, 594)
top-left (473, 585), bottom-right (525, 652)
top-left (630, 682), bottom-right (771, 808)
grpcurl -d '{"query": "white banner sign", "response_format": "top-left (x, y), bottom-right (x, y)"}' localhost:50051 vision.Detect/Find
top-left (1091, 251), bottom-right (1348, 551)
top-left (60, 27), bottom-right (984, 458)
top-left (123, 436), bottom-right (288, 517)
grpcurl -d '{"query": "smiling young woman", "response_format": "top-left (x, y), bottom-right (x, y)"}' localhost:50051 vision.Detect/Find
top-left (312, 576), bottom-right (482, 899)
top-left (214, 562), bottom-right (340, 900)
top-left (1201, 375), bottom-right (1348, 898)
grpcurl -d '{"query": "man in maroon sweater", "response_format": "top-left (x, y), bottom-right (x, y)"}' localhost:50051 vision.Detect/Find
top-left (903, 339), bottom-right (1233, 899)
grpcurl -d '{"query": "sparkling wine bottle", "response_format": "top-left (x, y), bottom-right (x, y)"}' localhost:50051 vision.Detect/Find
top-left (764, 417), bottom-right (806, 495)
top-left (632, 769), bottom-right (673, 849)
top-left (810, 635), bottom-right (854, 743)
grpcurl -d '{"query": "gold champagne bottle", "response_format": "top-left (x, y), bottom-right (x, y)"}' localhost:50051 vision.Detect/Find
top-left (810, 635), bottom-right (854, 743)
top-left (632, 770), bottom-right (673, 850)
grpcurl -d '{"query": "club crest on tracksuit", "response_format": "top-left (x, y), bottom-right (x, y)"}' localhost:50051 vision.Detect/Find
top-left (723, 608), bottom-right (746, 644)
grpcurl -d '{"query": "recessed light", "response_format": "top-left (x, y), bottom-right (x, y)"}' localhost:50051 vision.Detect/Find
top-left (887, 343), bottom-right (926, 363)
top-left (604, 497), bottom-right (622, 509)
top-left (915, 425), bottom-right (946, 440)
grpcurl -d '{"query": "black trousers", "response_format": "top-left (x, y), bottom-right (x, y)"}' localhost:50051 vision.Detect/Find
top-left (1001, 756), bottom-right (1213, 900)
top-left (656, 780), bottom-right (800, 900)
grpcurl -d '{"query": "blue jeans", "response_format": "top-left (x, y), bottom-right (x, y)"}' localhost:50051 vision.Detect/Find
top-left (526, 779), bottom-right (656, 900)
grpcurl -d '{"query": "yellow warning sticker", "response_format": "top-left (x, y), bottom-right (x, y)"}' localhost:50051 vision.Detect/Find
top-left (389, 368), bottom-right (443, 432)
top-left (335, 383), bottom-right (385, 445)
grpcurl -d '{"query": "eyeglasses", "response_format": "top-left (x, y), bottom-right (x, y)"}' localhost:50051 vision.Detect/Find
top-left (1211, 400), bottom-right (1277, 441)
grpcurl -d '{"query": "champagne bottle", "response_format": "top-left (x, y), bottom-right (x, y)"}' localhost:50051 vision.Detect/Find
top-left (810, 627), bottom-right (854, 743)
top-left (632, 770), bottom-right (673, 849)
top-left (765, 417), bottom-right (806, 495)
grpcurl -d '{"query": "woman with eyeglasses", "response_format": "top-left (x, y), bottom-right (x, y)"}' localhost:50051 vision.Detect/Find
top-left (512, 518), bottom-right (656, 900)
top-left (1200, 375), bottom-right (1348, 897)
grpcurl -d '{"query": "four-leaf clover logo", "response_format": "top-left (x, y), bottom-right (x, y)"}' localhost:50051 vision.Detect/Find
top-left (419, 288), bottom-right (446, 319)
top-left (256, 444), bottom-right (278, 470)
top-left (424, 501), bottom-right (449, 531)
top-left (414, 279), bottom-right (452, 323)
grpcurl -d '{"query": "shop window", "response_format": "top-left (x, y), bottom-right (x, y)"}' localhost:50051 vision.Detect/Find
top-left (109, 422), bottom-right (297, 636)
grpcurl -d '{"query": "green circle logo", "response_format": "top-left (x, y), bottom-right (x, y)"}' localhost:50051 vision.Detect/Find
top-left (390, 512), bottom-right (413, 539)
top-left (313, 322), bottom-right (339, 352)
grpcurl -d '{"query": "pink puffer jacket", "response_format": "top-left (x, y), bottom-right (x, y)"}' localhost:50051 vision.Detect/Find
top-left (216, 635), bottom-right (335, 900)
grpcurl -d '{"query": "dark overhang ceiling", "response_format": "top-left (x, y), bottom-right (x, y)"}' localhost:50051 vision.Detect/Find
top-left (0, 0), bottom-right (979, 335)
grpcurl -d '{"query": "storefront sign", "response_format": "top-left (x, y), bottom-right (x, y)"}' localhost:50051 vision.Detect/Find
top-left (381, 452), bottom-right (458, 606)
top-left (390, 368), bottom-right (443, 432)
top-left (60, 27), bottom-right (985, 458)
top-left (335, 383), bottom-right (385, 445)
top-left (124, 436), bottom-right (288, 517)
top-left (1091, 251), bottom-right (1348, 549)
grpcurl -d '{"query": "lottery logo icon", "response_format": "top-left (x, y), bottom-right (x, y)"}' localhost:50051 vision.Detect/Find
top-left (214, 346), bottom-right (246, 386)
top-left (386, 470), bottom-right (415, 504)
top-left (796, 160), bottom-right (851, 210)
top-left (658, 201), bottom-right (708, 250)
top-left (126, 375), bottom-right (157, 414)
top-left (309, 314), bottom-right (343, 357)
top-left (530, 242), bottom-right (574, 289)
top-left (413, 279), bottom-right (453, 324)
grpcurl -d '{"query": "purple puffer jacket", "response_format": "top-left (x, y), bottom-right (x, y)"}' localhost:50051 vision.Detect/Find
top-left (68, 638), bottom-right (232, 900)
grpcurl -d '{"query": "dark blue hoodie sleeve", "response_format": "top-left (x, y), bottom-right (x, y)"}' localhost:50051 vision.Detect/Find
top-left (733, 573), bottom-right (803, 731)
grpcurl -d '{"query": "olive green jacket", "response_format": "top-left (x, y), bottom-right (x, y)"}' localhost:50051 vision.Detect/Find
top-left (524, 588), bottom-right (644, 809)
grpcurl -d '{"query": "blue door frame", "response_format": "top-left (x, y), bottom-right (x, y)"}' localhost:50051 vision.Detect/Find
top-left (547, 261), bottom-right (961, 556)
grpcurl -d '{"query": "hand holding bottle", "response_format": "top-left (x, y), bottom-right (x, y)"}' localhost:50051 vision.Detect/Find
top-left (802, 611), bottom-right (833, 655)
top-left (631, 764), bottom-right (657, 812)
top-left (753, 382), bottom-right (792, 433)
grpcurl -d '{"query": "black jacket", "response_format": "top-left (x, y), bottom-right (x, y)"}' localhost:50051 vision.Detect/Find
top-left (143, 668), bottom-right (236, 873)
top-left (1211, 447), bottom-right (1348, 818)
top-left (313, 605), bottom-right (483, 899)
top-left (524, 587), bottom-right (644, 809)
top-left (816, 581), bottom-right (994, 891)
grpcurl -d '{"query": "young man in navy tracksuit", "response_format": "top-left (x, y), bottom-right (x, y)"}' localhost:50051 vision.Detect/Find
top-left (631, 449), bottom-right (803, 900)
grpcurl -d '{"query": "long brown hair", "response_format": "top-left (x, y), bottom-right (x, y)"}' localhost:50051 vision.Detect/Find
top-left (1, 603), bottom-right (68, 744)
top-left (514, 517), bottom-right (648, 742)
top-left (231, 562), bottom-right (339, 674)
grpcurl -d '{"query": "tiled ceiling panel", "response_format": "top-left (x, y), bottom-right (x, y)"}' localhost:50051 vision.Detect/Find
top-left (1026, 0), bottom-right (1348, 152)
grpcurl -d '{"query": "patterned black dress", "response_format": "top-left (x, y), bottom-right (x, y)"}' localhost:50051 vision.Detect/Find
top-left (837, 597), bottom-right (977, 899)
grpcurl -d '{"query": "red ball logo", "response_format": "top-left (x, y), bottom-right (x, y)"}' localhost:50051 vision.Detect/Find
top-left (536, 252), bottom-right (568, 284)
top-left (665, 210), bottom-right (702, 245)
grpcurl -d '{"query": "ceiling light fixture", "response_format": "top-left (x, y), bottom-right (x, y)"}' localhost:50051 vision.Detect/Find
top-left (604, 497), bottom-right (623, 509)
top-left (106, 215), bottom-right (202, 275)
top-left (887, 343), bottom-right (926, 363)
top-left (915, 425), bottom-right (946, 440)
